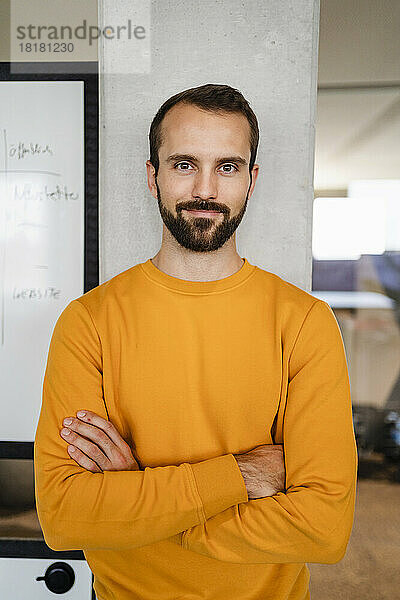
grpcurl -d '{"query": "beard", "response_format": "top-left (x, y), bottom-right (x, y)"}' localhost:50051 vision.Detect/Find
top-left (155, 176), bottom-right (251, 253)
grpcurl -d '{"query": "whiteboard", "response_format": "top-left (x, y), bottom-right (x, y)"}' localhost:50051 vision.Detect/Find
top-left (0, 81), bottom-right (85, 442)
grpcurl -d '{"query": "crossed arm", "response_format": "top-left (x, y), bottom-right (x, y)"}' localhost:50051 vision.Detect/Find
top-left (59, 411), bottom-right (285, 500)
top-left (34, 298), bottom-right (358, 563)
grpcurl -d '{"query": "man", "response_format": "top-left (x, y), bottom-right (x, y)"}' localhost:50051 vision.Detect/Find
top-left (34, 83), bottom-right (358, 600)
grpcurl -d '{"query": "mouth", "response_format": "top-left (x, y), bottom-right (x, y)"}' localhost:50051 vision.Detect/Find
top-left (183, 209), bottom-right (223, 218)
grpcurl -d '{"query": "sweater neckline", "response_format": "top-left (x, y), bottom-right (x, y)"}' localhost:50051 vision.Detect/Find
top-left (139, 256), bottom-right (256, 294)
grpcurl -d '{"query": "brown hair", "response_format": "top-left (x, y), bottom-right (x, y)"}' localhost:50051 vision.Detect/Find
top-left (149, 83), bottom-right (259, 177)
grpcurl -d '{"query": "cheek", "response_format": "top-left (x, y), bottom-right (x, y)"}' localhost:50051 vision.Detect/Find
top-left (220, 178), bottom-right (249, 203)
top-left (161, 174), bottom-right (192, 200)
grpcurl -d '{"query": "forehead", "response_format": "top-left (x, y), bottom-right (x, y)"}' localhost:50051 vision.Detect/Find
top-left (159, 103), bottom-right (251, 158)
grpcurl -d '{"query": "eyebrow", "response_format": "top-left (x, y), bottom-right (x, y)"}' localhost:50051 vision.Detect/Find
top-left (165, 153), bottom-right (248, 166)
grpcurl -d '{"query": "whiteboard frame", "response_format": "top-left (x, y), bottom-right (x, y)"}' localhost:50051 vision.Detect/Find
top-left (0, 62), bottom-right (99, 460)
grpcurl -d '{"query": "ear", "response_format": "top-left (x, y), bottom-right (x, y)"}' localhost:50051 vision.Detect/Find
top-left (248, 164), bottom-right (260, 199)
top-left (146, 160), bottom-right (158, 200)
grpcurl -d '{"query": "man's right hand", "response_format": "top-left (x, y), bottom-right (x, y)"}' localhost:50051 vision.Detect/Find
top-left (233, 444), bottom-right (286, 499)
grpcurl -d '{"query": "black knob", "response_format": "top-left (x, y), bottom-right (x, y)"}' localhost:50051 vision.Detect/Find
top-left (36, 562), bottom-right (75, 594)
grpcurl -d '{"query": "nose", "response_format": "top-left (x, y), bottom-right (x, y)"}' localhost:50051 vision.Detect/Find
top-left (191, 168), bottom-right (218, 201)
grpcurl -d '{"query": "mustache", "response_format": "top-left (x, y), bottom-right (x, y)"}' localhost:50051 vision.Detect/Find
top-left (177, 202), bottom-right (228, 213)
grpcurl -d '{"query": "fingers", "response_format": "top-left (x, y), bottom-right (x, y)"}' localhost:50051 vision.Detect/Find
top-left (60, 411), bottom-right (133, 471)
top-left (60, 424), bottom-right (111, 471)
top-left (60, 414), bottom-right (115, 468)
top-left (74, 411), bottom-right (131, 455)
top-left (66, 445), bottom-right (103, 473)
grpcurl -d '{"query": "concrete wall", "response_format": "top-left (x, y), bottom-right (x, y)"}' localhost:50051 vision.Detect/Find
top-left (99, 0), bottom-right (320, 291)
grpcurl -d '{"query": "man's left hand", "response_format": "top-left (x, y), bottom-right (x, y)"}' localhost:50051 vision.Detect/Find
top-left (60, 410), bottom-right (140, 473)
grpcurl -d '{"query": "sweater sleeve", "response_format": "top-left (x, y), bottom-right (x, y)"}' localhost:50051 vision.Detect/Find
top-left (169, 300), bottom-right (358, 564)
top-left (34, 299), bottom-right (248, 552)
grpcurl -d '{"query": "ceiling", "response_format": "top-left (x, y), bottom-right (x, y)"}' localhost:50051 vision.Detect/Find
top-left (314, 0), bottom-right (400, 195)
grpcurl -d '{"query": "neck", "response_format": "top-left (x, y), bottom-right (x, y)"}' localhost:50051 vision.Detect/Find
top-left (151, 239), bottom-right (244, 283)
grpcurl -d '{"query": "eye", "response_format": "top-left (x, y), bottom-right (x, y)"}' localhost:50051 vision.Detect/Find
top-left (175, 161), bottom-right (194, 171)
top-left (219, 163), bottom-right (238, 174)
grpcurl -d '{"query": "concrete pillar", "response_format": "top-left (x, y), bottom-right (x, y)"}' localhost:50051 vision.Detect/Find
top-left (99, 0), bottom-right (320, 291)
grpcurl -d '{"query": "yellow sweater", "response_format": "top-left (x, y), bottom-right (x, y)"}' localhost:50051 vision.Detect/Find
top-left (34, 257), bottom-right (358, 600)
